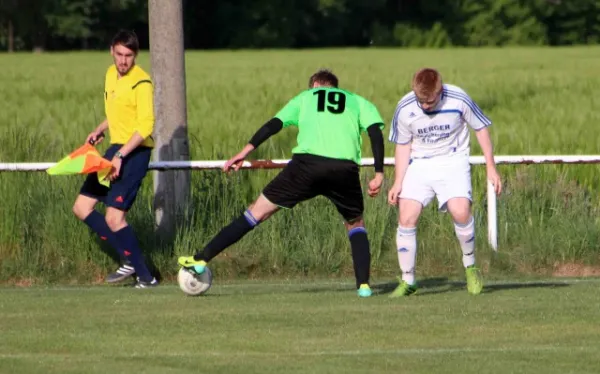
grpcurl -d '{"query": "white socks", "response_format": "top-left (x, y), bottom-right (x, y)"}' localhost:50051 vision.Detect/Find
top-left (396, 226), bottom-right (417, 285)
top-left (454, 216), bottom-right (476, 268)
top-left (395, 217), bottom-right (475, 284)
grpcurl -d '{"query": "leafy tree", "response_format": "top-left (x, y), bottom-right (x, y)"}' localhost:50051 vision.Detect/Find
top-left (1, 0), bottom-right (600, 51)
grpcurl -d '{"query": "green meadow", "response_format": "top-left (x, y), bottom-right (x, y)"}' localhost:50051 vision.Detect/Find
top-left (1, 47), bottom-right (600, 283)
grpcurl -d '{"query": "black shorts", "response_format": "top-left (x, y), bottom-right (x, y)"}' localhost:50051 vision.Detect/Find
top-left (79, 144), bottom-right (151, 211)
top-left (262, 153), bottom-right (364, 222)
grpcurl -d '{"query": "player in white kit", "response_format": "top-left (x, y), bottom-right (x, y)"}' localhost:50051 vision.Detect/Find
top-left (387, 68), bottom-right (502, 297)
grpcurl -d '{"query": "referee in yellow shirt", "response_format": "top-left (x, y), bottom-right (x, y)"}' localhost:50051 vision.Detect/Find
top-left (72, 30), bottom-right (157, 288)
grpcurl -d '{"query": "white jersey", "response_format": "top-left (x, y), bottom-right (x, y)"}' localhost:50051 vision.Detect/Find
top-left (388, 84), bottom-right (491, 159)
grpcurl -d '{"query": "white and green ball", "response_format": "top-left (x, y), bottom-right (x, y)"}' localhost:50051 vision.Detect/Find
top-left (177, 267), bottom-right (213, 296)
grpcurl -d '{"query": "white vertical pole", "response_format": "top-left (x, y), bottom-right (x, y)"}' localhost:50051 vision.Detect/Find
top-left (487, 180), bottom-right (498, 251)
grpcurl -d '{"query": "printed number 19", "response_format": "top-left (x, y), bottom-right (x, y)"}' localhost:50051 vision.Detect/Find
top-left (314, 90), bottom-right (346, 114)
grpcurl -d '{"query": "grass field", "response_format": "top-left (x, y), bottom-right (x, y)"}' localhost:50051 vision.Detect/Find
top-left (1, 278), bottom-right (600, 374)
top-left (2, 47), bottom-right (600, 283)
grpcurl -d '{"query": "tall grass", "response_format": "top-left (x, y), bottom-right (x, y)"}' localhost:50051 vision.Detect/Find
top-left (1, 47), bottom-right (600, 284)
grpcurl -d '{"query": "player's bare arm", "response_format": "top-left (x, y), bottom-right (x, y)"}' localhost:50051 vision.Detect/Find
top-left (224, 118), bottom-right (283, 173)
top-left (223, 144), bottom-right (254, 173)
top-left (388, 142), bottom-right (412, 205)
top-left (474, 127), bottom-right (502, 195)
top-left (366, 123), bottom-right (385, 197)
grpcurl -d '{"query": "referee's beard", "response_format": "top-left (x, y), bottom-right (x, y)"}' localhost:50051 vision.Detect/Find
top-left (116, 62), bottom-right (134, 76)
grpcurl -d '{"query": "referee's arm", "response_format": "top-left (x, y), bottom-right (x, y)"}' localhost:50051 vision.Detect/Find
top-left (118, 82), bottom-right (154, 157)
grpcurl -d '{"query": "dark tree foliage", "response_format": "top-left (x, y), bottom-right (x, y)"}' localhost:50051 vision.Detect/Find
top-left (0, 0), bottom-right (596, 51)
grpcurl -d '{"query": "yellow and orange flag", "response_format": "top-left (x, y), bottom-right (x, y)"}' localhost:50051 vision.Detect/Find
top-left (46, 144), bottom-right (113, 187)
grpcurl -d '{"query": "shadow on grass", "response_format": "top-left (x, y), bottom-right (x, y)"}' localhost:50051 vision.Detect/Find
top-left (295, 277), bottom-right (459, 296)
top-left (482, 281), bottom-right (570, 293)
top-left (372, 277), bottom-right (570, 296)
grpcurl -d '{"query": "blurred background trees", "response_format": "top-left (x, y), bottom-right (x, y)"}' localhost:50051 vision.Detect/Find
top-left (0, 0), bottom-right (597, 51)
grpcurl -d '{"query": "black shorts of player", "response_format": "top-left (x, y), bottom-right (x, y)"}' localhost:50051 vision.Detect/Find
top-left (79, 144), bottom-right (151, 211)
top-left (262, 153), bottom-right (364, 222)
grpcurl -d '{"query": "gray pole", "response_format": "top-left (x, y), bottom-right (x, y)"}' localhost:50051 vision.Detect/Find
top-left (148, 0), bottom-right (190, 241)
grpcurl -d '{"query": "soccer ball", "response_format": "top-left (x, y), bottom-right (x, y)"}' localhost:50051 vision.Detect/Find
top-left (177, 267), bottom-right (213, 296)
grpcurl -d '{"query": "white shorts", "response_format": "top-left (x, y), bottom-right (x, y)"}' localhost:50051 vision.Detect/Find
top-left (400, 155), bottom-right (472, 211)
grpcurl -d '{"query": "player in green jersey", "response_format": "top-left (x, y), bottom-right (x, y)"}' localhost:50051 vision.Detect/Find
top-left (178, 70), bottom-right (385, 297)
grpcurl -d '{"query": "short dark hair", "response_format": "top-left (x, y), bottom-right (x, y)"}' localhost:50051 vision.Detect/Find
top-left (111, 30), bottom-right (139, 54)
top-left (309, 69), bottom-right (339, 88)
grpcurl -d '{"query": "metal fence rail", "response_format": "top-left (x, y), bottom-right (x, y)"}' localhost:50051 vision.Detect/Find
top-left (4, 155), bottom-right (600, 251)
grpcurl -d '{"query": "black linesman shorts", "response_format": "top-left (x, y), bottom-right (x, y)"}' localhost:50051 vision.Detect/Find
top-left (79, 144), bottom-right (151, 211)
top-left (262, 153), bottom-right (364, 222)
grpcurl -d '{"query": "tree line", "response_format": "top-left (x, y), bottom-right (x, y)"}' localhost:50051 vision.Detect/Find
top-left (0, 0), bottom-right (598, 51)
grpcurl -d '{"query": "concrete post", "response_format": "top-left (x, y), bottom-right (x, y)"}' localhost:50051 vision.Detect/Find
top-left (148, 0), bottom-right (190, 241)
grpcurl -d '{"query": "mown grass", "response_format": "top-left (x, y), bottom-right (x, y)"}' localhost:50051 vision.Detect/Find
top-left (1, 279), bottom-right (599, 374)
top-left (1, 47), bottom-right (600, 283)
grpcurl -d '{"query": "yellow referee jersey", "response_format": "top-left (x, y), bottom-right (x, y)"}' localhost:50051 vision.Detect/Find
top-left (104, 64), bottom-right (154, 148)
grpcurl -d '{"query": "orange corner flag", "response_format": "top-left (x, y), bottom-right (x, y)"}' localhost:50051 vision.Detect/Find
top-left (47, 144), bottom-right (113, 187)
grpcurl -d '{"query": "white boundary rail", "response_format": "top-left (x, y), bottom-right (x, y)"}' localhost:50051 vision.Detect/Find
top-left (3, 155), bottom-right (600, 251)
